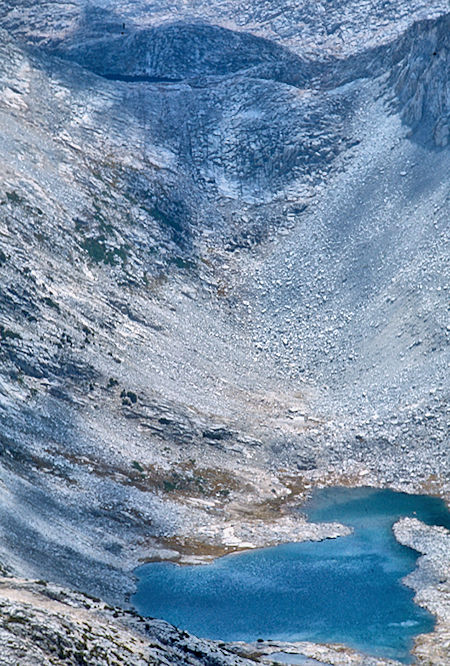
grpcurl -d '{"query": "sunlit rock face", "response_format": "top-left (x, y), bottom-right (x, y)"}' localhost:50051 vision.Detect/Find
top-left (0, 4), bottom-right (448, 658)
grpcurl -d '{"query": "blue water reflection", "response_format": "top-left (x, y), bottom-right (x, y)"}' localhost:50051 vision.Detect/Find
top-left (132, 487), bottom-right (450, 662)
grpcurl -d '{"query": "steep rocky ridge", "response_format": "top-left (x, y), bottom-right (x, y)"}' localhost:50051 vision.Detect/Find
top-left (388, 14), bottom-right (449, 146)
top-left (1, 1), bottom-right (449, 57)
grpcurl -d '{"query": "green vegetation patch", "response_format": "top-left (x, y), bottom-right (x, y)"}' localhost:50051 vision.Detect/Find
top-left (83, 236), bottom-right (129, 266)
top-left (170, 255), bottom-right (196, 271)
top-left (0, 325), bottom-right (22, 341)
top-left (6, 190), bottom-right (23, 205)
top-left (148, 206), bottom-right (184, 236)
top-left (43, 296), bottom-right (61, 312)
top-left (120, 389), bottom-right (137, 404)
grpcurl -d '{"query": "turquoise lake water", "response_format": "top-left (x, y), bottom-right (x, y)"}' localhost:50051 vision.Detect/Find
top-left (132, 487), bottom-right (450, 663)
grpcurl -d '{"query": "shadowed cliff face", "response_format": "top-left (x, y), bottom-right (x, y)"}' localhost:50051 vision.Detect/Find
top-left (0, 0), bottom-right (448, 621)
top-left (389, 14), bottom-right (450, 146)
top-left (50, 22), bottom-right (311, 85)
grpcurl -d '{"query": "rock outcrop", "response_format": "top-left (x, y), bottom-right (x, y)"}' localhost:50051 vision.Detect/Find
top-left (394, 518), bottom-right (450, 664)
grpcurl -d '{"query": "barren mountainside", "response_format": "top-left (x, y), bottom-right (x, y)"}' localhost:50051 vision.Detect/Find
top-left (0, 1), bottom-right (448, 664)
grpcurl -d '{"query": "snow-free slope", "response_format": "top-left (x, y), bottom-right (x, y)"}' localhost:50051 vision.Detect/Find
top-left (0, 0), bottom-right (448, 639)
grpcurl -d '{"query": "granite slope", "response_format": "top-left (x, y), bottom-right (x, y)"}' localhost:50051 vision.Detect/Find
top-left (0, 1), bottom-right (448, 663)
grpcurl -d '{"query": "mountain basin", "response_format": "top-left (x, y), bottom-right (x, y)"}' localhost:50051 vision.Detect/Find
top-left (132, 487), bottom-right (450, 663)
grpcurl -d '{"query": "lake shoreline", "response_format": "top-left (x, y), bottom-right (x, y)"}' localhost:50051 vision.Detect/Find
top-left (132, 487), bottom-right (450, 664)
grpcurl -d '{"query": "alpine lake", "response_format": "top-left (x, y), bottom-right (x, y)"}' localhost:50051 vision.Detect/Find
top-left (132, 487), bottom-right (450, 663)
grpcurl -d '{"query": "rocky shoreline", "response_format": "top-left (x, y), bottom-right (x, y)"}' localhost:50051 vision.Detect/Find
top-left (1, 511), bottom-right (448, 666)
top-left (394, 518), bottom-right (450, 664)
